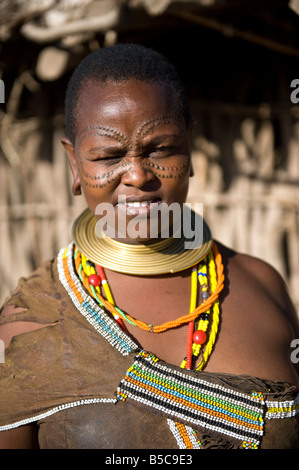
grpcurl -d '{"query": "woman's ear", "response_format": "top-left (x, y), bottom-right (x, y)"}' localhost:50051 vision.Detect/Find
top-left (61, 137), bottom-right (81, 195)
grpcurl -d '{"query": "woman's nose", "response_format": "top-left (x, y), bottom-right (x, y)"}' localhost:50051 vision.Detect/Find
top-left (120, 158), bottom-right (156, 189)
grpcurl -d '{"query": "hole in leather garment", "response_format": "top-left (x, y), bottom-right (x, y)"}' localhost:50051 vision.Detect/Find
top-left (0, 305), bottom-right (27, 317)
top-left (0, 305), bottom-right (55, 348)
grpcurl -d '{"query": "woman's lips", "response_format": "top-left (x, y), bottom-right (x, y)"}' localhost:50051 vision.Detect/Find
top-left (116, 198), bottom-right (161, 216)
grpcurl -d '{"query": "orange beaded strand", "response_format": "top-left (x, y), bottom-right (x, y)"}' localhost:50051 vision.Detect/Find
top-left (116, 242), bottom-right (224, 333)
top-left (75, 242), bottom-right (224, 335)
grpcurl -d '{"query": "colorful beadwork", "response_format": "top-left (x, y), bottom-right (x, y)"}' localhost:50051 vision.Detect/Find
top-left (74, 248), bottom-right (127, 330)
top-left (116, 351), bottom-right (265, 447)
top-left (75, 242), bottom-right (224, 335)
top-left (74, 241), bottom-right (223, 374)
top-left (243, 441), bottom-right (258, 449)
top-left (167, 419), bottom-right (201, 449)
top-left (180, 248), bottom-right (221, 371)
top-left (56, 243), bottom-right (299, 450)
top-left (265, 397), bottom-right (299, 419)
top-left (57, 244), bottom-right (138, 356)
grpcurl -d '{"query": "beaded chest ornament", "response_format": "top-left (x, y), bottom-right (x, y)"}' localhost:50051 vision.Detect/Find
top-left (73, 241), bottom-right (224, 371)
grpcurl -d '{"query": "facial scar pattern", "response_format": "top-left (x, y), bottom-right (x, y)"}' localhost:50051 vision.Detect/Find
top-left (76, 116), bottom-right (191, 188)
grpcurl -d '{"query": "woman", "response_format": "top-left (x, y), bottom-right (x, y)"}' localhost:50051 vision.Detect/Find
top-left (0, 44), bottom-right (298, 449)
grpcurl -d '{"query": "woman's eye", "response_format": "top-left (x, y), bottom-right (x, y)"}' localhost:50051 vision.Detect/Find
top-left (103, 156), bottom-right (122, 162)
top-left (150, 146), bottom-right (174, 156)
top-left (158, 146), bottom-right (172, 151)
top-left (90, 155), bottom-right (122, 163)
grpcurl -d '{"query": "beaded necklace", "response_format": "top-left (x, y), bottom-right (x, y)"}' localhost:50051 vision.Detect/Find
top-left (74, 242), bottom-right (224, 371)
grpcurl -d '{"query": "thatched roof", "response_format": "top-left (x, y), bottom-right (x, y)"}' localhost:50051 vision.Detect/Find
top-left (0, 0), bottom-right (298, 86)
top-left (0, 1), bottom-right (298, 51)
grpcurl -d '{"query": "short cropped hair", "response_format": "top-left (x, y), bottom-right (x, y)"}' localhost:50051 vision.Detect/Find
top-left (65, 43), bottom-right (191, 143)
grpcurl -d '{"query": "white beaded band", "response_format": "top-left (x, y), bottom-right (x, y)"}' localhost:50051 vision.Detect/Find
top-left (167, 419), bottom-right (201, 449)
top-left (57, 244), bottom-right (138, 356)
top-left (0, 398), bottom-right (117, 432)
top-left (265, 395), bottom-right (299, 419)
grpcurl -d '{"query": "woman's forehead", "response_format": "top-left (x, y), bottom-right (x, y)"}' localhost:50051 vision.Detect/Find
top-left (74, 79), bottom-right (183, 135)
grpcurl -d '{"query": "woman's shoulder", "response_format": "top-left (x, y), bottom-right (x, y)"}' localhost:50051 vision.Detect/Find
top-left (0, 254), bottom-right (64, 348)
top-left (2, 257), bottom-right (58, 303)
top-left (214, 240), bottom-right (299, 382)
top-left (215, 239), bottom-right (299, 329)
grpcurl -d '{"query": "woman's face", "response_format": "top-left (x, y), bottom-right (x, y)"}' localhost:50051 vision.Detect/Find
top-left (62, 78), bottom-right (194, 243)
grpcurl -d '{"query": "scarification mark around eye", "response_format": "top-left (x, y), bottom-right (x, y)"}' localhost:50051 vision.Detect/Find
top-left (76, 125), bottom-right (132, 186)
top-left (135, 115), bottom-right (180, 149)
top-left (77, 125), bottom-right (132, 150)
top-left (140, 160), bottom-right (190, 179)
top-left (80, 161), bottom-right (134, 187)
